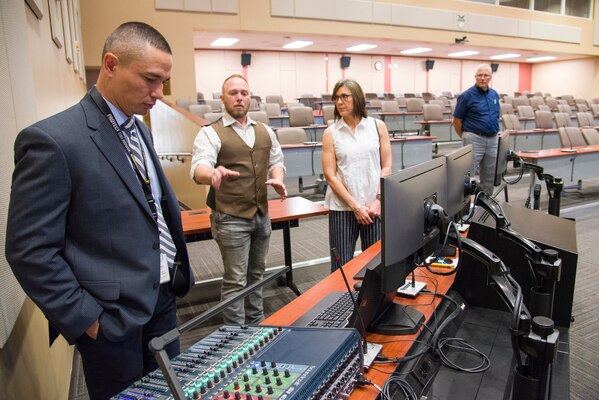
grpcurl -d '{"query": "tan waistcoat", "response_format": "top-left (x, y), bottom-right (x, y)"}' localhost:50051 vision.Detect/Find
top-left (206, 118), bottom-right (272, 219)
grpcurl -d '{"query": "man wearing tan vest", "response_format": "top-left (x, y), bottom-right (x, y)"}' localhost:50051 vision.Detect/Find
top-left (191, 74), bottom-right (287, 324)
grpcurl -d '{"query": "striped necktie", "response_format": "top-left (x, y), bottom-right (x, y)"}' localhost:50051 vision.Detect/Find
top-left (122, 117), bottom-right (177, 269)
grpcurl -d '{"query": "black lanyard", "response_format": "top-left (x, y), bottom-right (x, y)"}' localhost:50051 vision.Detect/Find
top-left (90, 87), bottom-right (158, 222)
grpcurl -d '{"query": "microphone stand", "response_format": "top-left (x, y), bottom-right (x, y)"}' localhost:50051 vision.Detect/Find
top-left (331, 248), bottom-right (370, 359)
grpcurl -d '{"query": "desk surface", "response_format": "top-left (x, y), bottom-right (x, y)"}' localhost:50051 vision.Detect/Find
top-left (508, 128), bottom-right (558, 135)
top-left (181, 196), bottom-right (328, 236)
top-left (517, 144), bottom-right (599, 159)
top-left (262, 242), bottom-right (456, 400)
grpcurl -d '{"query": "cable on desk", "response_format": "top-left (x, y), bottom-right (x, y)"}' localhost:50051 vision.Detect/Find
top-left (381, 375), bottom-right (419, 400)
top-left (355, 375), bottom-right (389, 400)
top-left (436, 337), bottom-right (490, 373)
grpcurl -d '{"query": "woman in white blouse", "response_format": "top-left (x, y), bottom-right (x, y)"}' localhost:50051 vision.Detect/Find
top-left (322, 79), bottom-right (392, 271)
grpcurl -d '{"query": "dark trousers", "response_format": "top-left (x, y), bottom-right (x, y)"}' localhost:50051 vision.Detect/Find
top-left (76, 284), bottom-right (179, 400)
top-left (329, 210), bottom-right (381, 272)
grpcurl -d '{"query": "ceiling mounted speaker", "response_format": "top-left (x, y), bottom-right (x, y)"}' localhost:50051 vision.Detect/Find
top-left (241, 53), bottom-right (252, 66)
top-left (491, 63), bottom-right (499, 73)
top-left (425, 60), bottom-right (435, 71)
top-left (340, 56), bottom-right (351, 69)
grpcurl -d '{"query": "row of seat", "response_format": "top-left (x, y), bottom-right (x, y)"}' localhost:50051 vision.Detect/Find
top-left (502, 110), bottom-right (597, 130)
top-left (559, 126), bottom-right (599, 147)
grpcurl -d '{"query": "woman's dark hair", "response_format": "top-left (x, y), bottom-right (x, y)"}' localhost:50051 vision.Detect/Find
top-left (332, 79), bottom-right (367, 121)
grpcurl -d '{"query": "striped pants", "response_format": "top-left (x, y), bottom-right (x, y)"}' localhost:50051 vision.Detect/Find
top-left (328, 210), bottom-right (381, 272)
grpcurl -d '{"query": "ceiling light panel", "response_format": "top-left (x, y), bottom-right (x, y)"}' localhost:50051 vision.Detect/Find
top-left (490, 53), bottom-right (521, 60)
top-left (400, 47), bottom-right (432, 55)
top-left (526, 56), bottom-right (557, 62)
top-left (448, 50), bottom-right (480, 57)
top-left (283, 40), bottom-right (314, 49)
top-left (346, 44), bottom-right (378, 52)
top-left (210, 38), bottom-right (239, 47)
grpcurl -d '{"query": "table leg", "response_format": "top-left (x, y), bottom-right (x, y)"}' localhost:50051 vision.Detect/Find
top-left (281, 220), bottom-right (301, 296)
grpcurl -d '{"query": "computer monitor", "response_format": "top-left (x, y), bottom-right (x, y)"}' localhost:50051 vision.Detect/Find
top-left (494, 131), bottom-right (511, 187)
top-left (444, 145), bottom-right (473, 220)
top-left (363, 157), bottom-right (447, 335)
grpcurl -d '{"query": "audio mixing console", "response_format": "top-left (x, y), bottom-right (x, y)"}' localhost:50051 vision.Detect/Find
top-left (113, 325), bottom-right (363, 400)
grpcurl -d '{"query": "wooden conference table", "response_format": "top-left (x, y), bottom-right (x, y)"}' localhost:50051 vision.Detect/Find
top-left (262, 242), bottom-right (456, 399)
top-left (517, 144), bottom-right (599, 183)
top-left (181, 196), bottom-right (328, 295)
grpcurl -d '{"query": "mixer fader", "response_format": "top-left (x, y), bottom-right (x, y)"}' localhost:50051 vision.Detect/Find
top-left (113, 324), bottom-right (363, 400)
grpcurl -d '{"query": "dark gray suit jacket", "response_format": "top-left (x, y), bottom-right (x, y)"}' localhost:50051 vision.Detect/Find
top-left (5, 91), bottom-right (194, 345)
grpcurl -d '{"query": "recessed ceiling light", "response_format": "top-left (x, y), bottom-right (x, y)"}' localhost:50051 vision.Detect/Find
top-left (448, 50), bottom-right (480, 57)
top-left (346, 44), bottom-right (378, 52)
top-left (283, 40), bottom-right (314, 49)
top-left (400, 47), bottom-right (432, 55)
top-left (489, 53), bottom-right (521, 60)
top-left (210, 38), bottom-right (239, 47)
top-left (526, 56), bottom-right (556, 62)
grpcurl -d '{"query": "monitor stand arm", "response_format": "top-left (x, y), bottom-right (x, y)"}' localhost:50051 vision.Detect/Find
top-left (472, 191), bottom-right (562, 321)
top-left (511, 156), bottom-right (564, 216)
top-left (449, 235), bottom-right (559, 400)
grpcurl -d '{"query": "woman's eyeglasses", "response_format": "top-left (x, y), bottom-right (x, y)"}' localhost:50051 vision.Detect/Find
top-left (332, 93), bottom-right (352, 102)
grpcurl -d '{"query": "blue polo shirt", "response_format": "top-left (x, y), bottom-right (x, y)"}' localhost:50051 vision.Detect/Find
top-left (454, 84), bottom-right (500, 136)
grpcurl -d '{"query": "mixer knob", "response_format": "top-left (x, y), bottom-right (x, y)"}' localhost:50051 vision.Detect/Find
top-left (270, 362), bottom-right (277, 368)
top-left (220, 370), bottom-right (226, 378)
top-left (273, 369), bottom-right (279, 377)
top-left (234, 382), bottom-right (241, 390)
top-left (245, 383), bottom-right (251, 392)
top-left (284, 369), bottom-right (291, 378)
top-left (262, 368), bottom-right (269, 376)
top-left (223, 390), bottom-right (230, 398)
top-left (255, 385), bottom-right (262, 393)
top-left (276, 377), bottom-right (283, 386)
top-left (234, 392), bottom-right (242, 400)
top-left (267, 386), bottom-right (274, 395)
top-left (264, 377), bottom-right (271, 385)
top-left (243, 373), bottom-right (250, 382)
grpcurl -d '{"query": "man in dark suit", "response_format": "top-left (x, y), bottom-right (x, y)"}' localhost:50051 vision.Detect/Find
top-left (5, 22), bottom-right (194, 399)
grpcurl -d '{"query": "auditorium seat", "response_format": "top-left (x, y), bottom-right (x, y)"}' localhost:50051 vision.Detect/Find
top-left (205, 99), bottom-right (223, 112)
top-left (406, 98), bottom-right (425, 112)
top-left (321, 105), bottom-right (336, 125)
top-left (534, 110), bottom-right (554, 130)
top-left (265, 95), bottom-right (285, 108)
top-left (248, 111), bottom-right (269, 125)
top-left (275, 127), bottom-right (307, 145)
top-left (559, 127), bottom-right (586, 148)
top-left (530, 96), bottom-right (545, 110)
top-left (381, 100), bottom-right (400, 113)
top-left (576, 112), bottom-right (594, 128)
top-left (502, 114), bottom-right (522, 131)
top-left (189, 104), bottom-right (212, 119)
top-left (517, 105), bottom-right (534, 118)
top-left (500, 103), bottom-right (514, 115)
top-left (581, 128), bottom-right (599, 145)
top-left (422, 104), bottom-right (444, 121)
top-left (203, 112), bottom-right (223, 124)
top-left (554, 112), bottom-right (573, 128)
top-left (557, 104), bottom-right (573, 116)
top-left (545, 97), bottom-right (559, 111)
top-left (288, 106), bottom-right (315, 127)
top-left (264, 103), bottom-right (282, 117)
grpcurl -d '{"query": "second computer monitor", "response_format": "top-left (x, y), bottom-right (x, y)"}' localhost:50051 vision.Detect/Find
top-left (381, 157), bottom-right (447, 294)
top-left (494, 131), bottom-right (511, 187)
top-left (444, 144), bottom-right (473, 220)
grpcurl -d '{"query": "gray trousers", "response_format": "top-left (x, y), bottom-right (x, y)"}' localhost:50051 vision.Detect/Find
top-left (210, 210), bottom-right (271, 324)
top-left (462, 131), bottom-right (499, 196)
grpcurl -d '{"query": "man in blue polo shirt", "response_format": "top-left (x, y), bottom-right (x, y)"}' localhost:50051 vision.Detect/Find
top-left (453, 63), bottom-right (500, 195)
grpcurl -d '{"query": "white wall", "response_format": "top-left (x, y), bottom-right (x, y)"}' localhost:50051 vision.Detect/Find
top-left (532, 58), bottom-right (599, 99)
top-left (194, 50), bottom-right (524, 100)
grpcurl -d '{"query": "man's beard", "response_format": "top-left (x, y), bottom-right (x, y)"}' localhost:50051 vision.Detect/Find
top-left (227, 104), bottom-right (249, 118)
